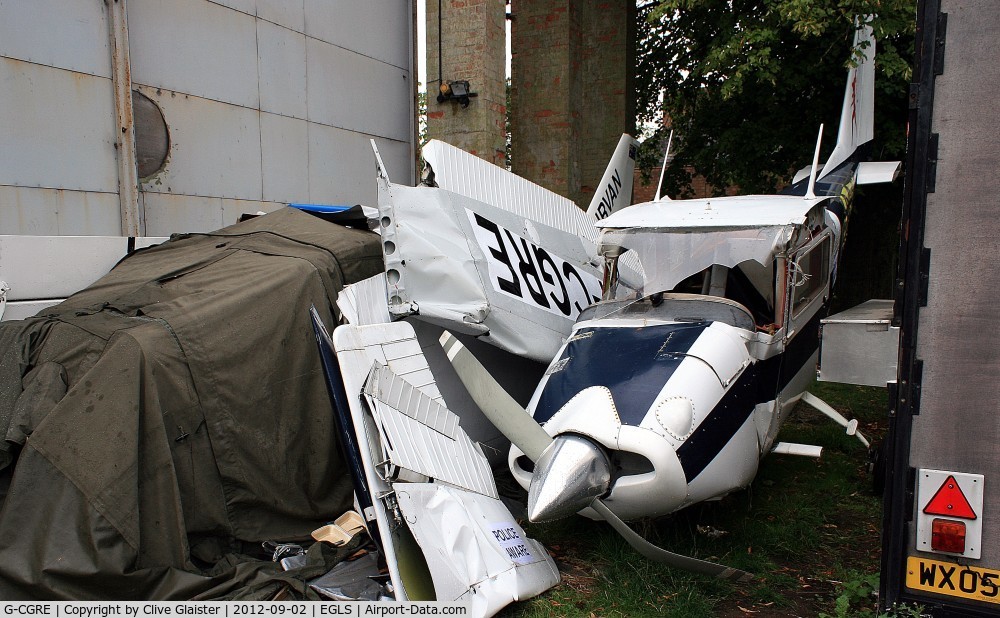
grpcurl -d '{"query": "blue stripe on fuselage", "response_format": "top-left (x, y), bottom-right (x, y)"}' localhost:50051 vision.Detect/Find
top-left (676, 309), bottom-right (824, 481)
top-left (533, 322), bottom-right (709, 426)
top-left (532, 311), bottom-right (824, 482)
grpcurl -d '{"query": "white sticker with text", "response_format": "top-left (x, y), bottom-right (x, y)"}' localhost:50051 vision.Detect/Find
top-left (489, 521), bottom-right (535, 565)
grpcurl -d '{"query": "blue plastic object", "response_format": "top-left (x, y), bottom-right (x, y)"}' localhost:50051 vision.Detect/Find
top-left (288, 203), bottom-right (354, 214)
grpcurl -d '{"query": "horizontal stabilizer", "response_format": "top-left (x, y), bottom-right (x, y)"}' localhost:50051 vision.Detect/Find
top-left (792, 164), bottom-right (823, 185)
top-left (772, 442), bottom-right (823, 458)
top-left (856, 161), bottom-right (902, 185)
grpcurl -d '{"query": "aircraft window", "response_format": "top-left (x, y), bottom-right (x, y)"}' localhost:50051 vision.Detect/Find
top-left (599, 225), bottom-right (793, 299)
top-left (791, 236), bottom-right (831, 316)
top-left (724, 261), bottom-right (775, 327)
top-left (579, 294), bottom-right (755, 331)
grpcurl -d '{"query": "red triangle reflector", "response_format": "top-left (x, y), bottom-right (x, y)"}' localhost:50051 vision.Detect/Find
top-left (923, 475), bottom-right (977, 520)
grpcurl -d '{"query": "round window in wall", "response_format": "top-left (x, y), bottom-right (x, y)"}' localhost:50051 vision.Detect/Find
top-left (132, 90), bottom-right (169, 179)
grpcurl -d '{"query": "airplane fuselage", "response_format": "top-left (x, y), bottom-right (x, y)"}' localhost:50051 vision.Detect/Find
top-left (510, 177), bottom-right (856, 521)
top-left (510, 293), bottom-right (824, 520)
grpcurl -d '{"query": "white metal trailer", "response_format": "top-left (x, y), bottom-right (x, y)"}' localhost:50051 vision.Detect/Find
top-left (881, 1), bottom-right (1000, 614)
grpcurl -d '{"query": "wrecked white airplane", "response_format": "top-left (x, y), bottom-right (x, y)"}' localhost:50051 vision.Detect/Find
top-left (350, 18), bottom-right (898, 581)
top-left (0, 18), bottom-right (898, 606)
top-left (374, 134), bottom-right (640, 363)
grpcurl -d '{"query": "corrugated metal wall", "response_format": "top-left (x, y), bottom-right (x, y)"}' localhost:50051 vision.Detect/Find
top-left (0, 0), bottom-right (415, 236)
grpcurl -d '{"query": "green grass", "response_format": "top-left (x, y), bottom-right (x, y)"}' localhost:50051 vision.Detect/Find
top-left (502, 382), bottom-right (888, 617)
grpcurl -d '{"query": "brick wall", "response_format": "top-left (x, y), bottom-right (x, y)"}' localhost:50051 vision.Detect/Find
top-left (511, 1), bottom-right (634, 207)
top-left (632, 166), bottom-right (741, 203)
top-left (425, 0), bottom-right (507, 166)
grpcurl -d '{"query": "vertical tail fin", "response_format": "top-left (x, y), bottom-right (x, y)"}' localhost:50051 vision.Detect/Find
top-left (821, 18), bottom-right (876, 176)
top-left (586, 134), bottom-right (640, 220)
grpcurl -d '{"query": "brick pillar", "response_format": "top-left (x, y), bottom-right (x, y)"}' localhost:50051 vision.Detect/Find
top-left (426, 0), bottom-right (507, 167)
top-left (511, 0), bottom-right (634, 207)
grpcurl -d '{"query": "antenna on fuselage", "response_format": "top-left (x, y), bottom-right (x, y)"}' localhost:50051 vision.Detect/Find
top-left (653, 130), bottom-right (674, 202)
top-left (805, 124), bottom-right (824, 200)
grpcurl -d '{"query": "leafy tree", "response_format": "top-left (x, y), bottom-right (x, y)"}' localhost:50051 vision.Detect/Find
top-left (636, 0), bottom-right (916, 197)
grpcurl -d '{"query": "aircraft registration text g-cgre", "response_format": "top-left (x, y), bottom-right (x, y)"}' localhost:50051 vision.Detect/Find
top-left (467, 209), bottom-right (602, 320)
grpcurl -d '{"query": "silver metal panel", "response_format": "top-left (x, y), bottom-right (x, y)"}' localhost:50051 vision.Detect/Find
top-left (220, 198), bottom-right (283, 225)
top-left (304, 0), bottom-right (411, 69)
top-left (910, 0), bottom-right (1000, 567)
top-left (370, 137), bottom-right (415, 191)
top-left (0, 58), bottom-right (118, 193)
top-left (2, 300), bottom-right (61, 322)
top-left (142, 194), bottom-right (282, 236)
top-left (309, 127), bottom-right (410, 206)
top-left (308, 124), bottom-right (373, 205)
top-left (386, 353), bottom-right (431, 378)
top-left (332, 322), bottom-right (546, 604)
top-left (257, 20), bottom-right (307, 119)
top-left (0, 0), bottom-right (414, 237)
top-left (367, 364), bottom-right (458, 439)
top-left (0, 235), bottom-right (165, 301)
top-left (364, 364), bottom-right (498, 499)
top-left (256, 0), bottom-right (305, 33)
top-left (306, 37), bottom-right (412, 141)
top-left (142, 193), bottom-right (225, 235)
top-left (601, 194), bottom-right (821, 230)
top-left (818, 300), bottom-right (899, 387)
top-left (0, 187), bottom-right (120, 237)
top-left (376, 180), bottom-right (602, 362)
top-left (338, 324), bottom-right (446, 406)
top-left (331, 323), bottom-right (427, 601)
top-left (260, 113), bottom-right (310, 203)
top-left (419, 140), bottom-right (642, 278)
top-left (208, 0), bottom-right (255, 15)
top-left (0, 0), bottom-right (111, 78)
top-left (822, 299), bottom-right (896, 324)
top-left (138, 88), bottom-right (263, 201)
top-left (128, 0), bottom-right (259, 108)
top-left (856, 161), bottom-right (902, 185)
top-left (374, 331), bottom-right (443, 404)
top-left (0, 187), bottom-right (58, 236)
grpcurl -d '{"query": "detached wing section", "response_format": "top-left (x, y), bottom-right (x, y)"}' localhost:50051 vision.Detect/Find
top-left (375, 142), bottom-right (607, 362)
top-left (362, 362), bottom-right (498, 498)
top-left (329, 321), bottom-right (559, 614)
top-left (422, 140), bottom-right (600, 241)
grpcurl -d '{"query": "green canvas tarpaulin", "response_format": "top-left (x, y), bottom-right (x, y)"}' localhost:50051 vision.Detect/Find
top-left (0, 208), bottom-right (383, 599)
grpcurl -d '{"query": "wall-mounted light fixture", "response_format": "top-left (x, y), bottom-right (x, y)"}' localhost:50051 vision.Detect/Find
top-left (434, 0), bottom-right (477, 110)
top-left (437, 80), bottom-right (477, 108)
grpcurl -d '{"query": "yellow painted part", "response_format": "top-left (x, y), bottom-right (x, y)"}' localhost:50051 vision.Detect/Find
top-left (905, 556), bottom-right (1000, 605)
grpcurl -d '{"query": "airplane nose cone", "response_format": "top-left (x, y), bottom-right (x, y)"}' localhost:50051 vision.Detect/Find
top-left (527, 434), bottom-right (611, 522)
